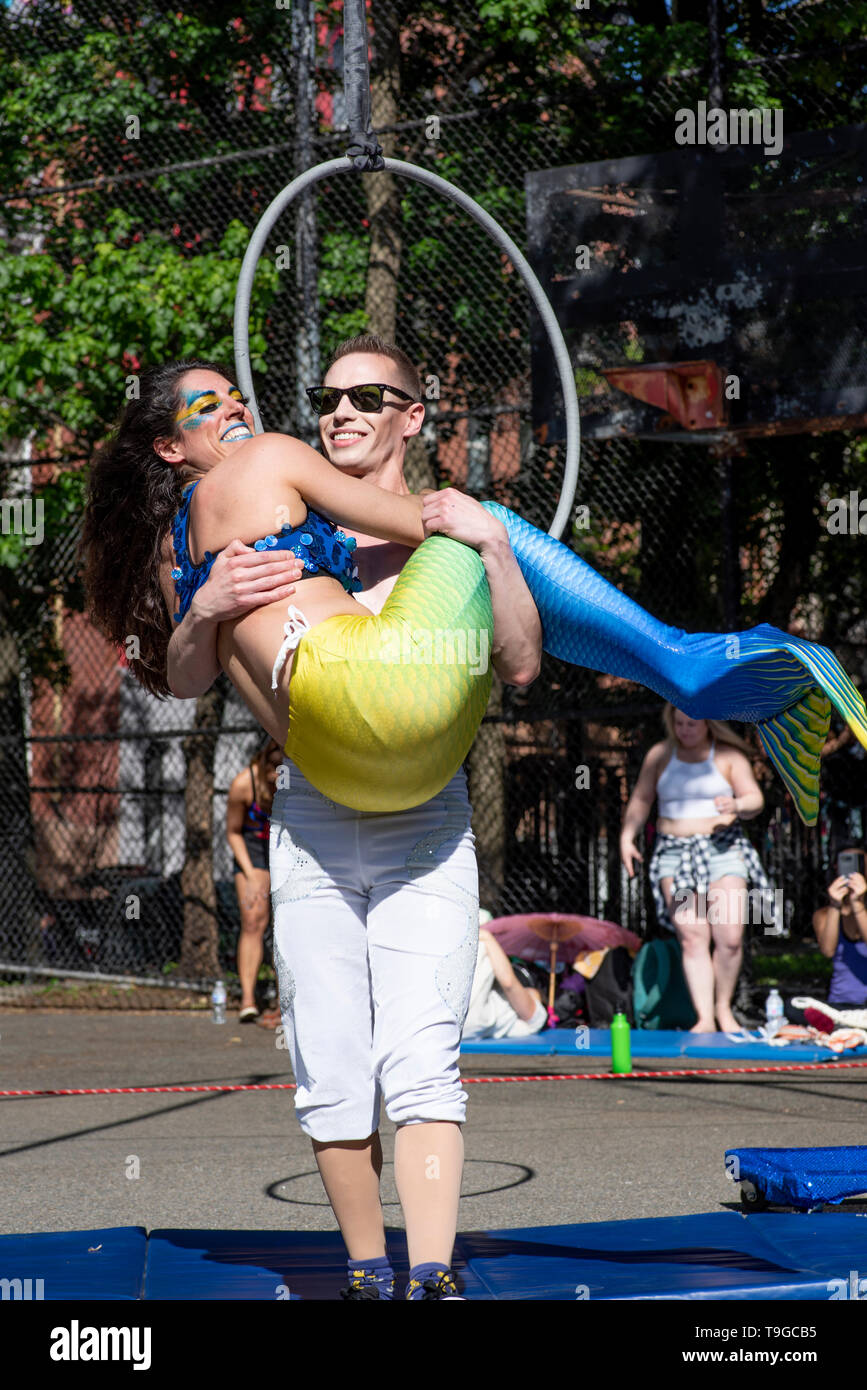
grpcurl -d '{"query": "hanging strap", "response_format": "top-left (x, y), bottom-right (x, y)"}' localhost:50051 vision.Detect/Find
top-left (343, 0), bottom-right (384, 171)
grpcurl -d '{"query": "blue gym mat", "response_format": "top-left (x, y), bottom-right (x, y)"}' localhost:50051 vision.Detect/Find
top-left (460, 1027), bottom-right (867, 1061)
top-left (0, 1226), bottom-right (147, 1300)
top-left (4, 1213), bottom-right (866, 1299)
top-left (451, 1213), bottom-right (867, 1300)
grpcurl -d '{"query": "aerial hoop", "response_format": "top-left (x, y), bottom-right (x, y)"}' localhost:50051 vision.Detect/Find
top-left (234, 155), bottom-right (580, 539)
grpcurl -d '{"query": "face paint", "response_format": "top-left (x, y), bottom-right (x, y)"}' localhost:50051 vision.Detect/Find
top-left (175, 386), bottom-right (248, 431)
top-left (176, 390), bottom-right (218, 430)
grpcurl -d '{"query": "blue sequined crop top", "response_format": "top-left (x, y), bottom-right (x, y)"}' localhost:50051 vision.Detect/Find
top-left (171, 480), bottom-right (362, 623)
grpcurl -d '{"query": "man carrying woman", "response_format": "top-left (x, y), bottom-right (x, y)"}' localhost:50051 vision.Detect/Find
top-left (82, 333), bottom-right (867, 1292)
top-left (82, 335), bottom-right (541, 1301)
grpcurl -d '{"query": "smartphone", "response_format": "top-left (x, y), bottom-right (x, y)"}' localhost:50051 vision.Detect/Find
top-left (837, 850), bottom-right (863, 878)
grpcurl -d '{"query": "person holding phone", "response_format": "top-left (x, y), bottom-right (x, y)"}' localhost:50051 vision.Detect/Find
top-left (813, 846), bottom-right (867, 1008)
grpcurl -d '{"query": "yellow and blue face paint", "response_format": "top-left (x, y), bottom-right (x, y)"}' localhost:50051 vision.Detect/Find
top-left (175, 386), bottom-right (247, 431)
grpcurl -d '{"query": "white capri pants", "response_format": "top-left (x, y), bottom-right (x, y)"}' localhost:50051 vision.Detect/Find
top-left (269, 759), bottom-right (479, 1142)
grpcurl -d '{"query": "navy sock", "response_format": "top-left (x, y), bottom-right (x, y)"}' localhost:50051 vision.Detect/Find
top-left (345, 1254), bottom-right (394, 1298)
top-left (406, 1261), bottom-right (453, 1299)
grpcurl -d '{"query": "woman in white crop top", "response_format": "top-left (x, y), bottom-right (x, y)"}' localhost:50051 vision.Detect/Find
top-left (621, 705), bottom-right (766, 1033)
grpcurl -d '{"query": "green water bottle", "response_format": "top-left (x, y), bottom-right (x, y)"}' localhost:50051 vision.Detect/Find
top-left (611, 1012), bottom-right (632, 1074)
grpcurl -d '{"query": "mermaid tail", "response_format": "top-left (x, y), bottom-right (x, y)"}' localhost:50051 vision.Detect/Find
top-left (282, 501), bottom-right (866, 819)
top-left (754, 692), bottom-right (829, 826)
top-left (483, 501), bottom-right (867, 825)
top-left (284, 533), bottom-right (493, 811)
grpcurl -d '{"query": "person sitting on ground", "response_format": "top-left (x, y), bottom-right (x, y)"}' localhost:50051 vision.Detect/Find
top-left (462, 924), bottom-right (548, 1040)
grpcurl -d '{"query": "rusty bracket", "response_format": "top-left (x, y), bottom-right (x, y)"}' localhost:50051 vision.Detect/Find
top-left (601, 361), bottom-right (729, 431)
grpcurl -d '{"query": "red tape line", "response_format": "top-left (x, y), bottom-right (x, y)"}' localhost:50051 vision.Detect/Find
top-left (3, 1059), bottom-right (867, 1097)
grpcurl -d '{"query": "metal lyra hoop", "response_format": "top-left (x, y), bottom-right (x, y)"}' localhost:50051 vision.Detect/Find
top-left (234, 156), bottom-right (580, 539)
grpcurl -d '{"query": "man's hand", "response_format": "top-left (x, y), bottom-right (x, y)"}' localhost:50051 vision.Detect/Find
top-left (421, 488), bottom-right (507, 555)
top-left (420, 487), bottom-right (541, 686)
top-left (189, 538), bottom-right (305, 622)
top-left (167, 540), bottom-right (305, 698)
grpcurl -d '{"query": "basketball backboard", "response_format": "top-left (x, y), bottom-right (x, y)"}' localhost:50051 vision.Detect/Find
top-left (526, 123), bottom-right (867, 445)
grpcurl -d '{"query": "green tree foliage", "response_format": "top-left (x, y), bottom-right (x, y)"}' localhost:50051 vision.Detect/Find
top-left (1, 0), bottom-right (866, 668)
top-left (0, 210), bottom-right (279, 681)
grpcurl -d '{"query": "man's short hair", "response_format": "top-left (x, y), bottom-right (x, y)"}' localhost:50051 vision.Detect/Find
top-left (326, 333), bottom-right (421, 402)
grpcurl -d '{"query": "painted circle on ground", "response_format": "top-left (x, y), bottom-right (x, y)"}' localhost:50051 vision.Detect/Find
top-left (266, 1158), bottom-right (534, 1207)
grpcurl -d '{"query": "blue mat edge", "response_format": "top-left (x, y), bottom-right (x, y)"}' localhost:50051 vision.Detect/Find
top-left (6, 1213), bottom-right (867, 1301)
top-left (460, 1027), bottom-right (867, 1060)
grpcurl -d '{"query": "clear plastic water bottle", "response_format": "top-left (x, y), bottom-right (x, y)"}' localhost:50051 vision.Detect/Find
top-left (765, 987), bottom-right (784, 1036)
top-left (211, 979), bottom-right (227, 1025)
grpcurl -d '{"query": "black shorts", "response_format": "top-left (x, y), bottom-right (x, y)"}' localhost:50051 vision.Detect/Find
top-left (233, 833), bottom-right (270, 876)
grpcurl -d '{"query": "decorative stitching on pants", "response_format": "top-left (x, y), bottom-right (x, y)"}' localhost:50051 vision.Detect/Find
top-left (273, 940), bottom-right (297, 1016)
top-left (405, 793), bottom-right (478, 1023)
top-left (270, 829), bottom-right (326, 908)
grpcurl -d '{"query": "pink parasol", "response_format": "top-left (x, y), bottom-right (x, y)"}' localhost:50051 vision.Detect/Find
top-left (486, 913), bottom-right (642, 1024)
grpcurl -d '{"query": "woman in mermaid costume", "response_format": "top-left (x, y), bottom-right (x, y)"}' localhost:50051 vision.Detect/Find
top-left (82, 358), bottom-right (867, 827)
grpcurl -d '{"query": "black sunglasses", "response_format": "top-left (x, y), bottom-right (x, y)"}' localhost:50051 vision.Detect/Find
top-left (305, 383), bottom-right (416, 416)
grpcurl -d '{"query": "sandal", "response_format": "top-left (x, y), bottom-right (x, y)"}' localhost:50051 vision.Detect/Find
top-left (238, 1005), bottom-right (259, 1023)
top-left (255, 1008), bottom-right (282, 1030)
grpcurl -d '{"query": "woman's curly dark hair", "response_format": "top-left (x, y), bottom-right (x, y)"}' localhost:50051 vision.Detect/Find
top-left (79, 358), bottom-right (232, 698)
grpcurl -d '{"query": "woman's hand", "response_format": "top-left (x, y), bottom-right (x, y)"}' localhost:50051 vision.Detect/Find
top-left (240, 874), bottom-right (269, 910)
top-left (421, 488), bottom-right (508, 554)
top-left (828, 875), bottom-right (851, 906)
top-left (189, 539), bottom-right (305, 623)
top-left (716, 751), bottom-right (764, 819)
top-left (847, 871), bottom-right (867, 903)
top-left (620, 837), bottom-right (643, 878)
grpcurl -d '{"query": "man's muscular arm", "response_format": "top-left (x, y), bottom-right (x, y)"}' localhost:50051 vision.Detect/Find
top-left (167, 600), bottom-right (221, 698)
top-left (421, 489), bottom-right (542, 687)
top-left (165, 541), bottom-right (304, 698)
top-left (477, 532), bottom-right (542, 687)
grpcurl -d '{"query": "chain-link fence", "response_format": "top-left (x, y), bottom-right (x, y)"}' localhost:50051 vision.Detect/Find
top-left (2, 0), bottom-right (866, 1001)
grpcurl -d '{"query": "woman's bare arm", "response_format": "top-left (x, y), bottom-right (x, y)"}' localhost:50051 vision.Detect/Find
top-left (714, 749), bottom-right (765, 820)
top-left (813, 903), bottom-right (840, 957)
top-left (478, 929), bottom-right (542, 1022)
top-left (620, 744), bottom-right (666, 875)
top-left (226, 774), bottom-right (257, 878)
top-left (208, 434), bottom-right (426, 550)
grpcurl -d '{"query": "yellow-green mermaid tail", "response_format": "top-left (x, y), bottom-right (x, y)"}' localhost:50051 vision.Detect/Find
top-left (285, 534), bottom-right (493, 811)
top-left (285, 502), bottom-right (867, 820)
